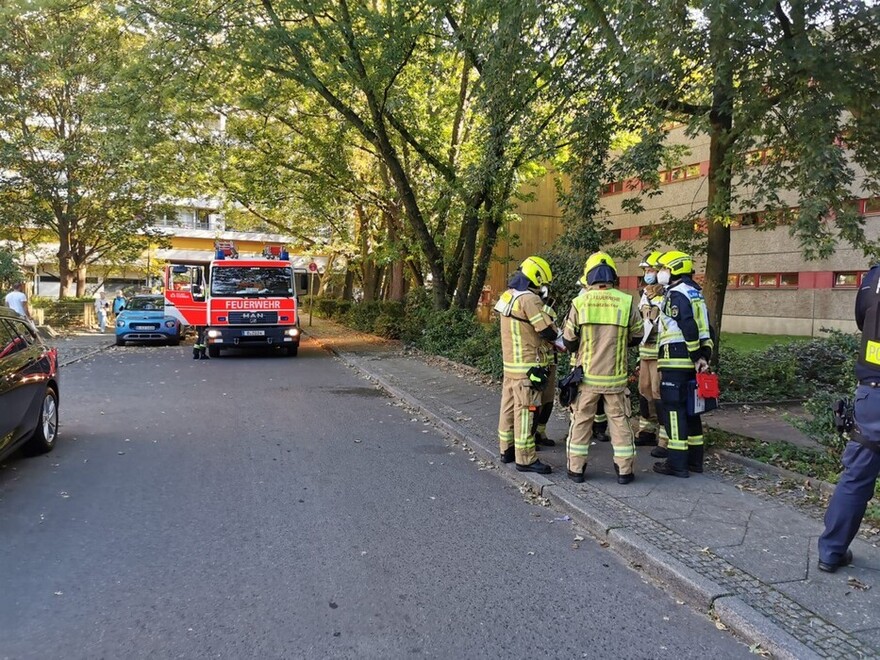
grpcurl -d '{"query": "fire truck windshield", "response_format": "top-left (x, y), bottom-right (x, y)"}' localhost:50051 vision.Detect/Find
top-left (210, 266), bottom-right (293, 297)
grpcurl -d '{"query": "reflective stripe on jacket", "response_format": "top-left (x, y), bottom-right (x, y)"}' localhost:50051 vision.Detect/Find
top-left (658, 279), bottom-right (713, 370)
top-left (563, 286), bottom-right (643, 389)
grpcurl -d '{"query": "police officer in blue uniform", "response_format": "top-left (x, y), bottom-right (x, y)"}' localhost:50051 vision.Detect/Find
top-left (817, 264), bottom-right (880, 572)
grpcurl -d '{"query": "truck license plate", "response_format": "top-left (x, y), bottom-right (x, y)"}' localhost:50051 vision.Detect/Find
top-left (242, 330), bottom-right (265, 336)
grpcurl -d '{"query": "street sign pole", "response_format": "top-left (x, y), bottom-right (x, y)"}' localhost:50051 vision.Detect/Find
top-left (307, 261), bottom-right (318, 327)
top-left (309, 272), bottom-right (314, 327)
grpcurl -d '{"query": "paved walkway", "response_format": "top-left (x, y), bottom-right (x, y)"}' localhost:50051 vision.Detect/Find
top-left (39, 329), bottom-right (115, 366)
top-left (705, 404), bottom-right (823, 452)
top-left (305, 318), bottom-right (879, 660)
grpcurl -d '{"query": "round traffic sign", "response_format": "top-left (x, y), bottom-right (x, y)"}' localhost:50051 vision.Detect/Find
top-left (308, 261), bottom-right (318, 273)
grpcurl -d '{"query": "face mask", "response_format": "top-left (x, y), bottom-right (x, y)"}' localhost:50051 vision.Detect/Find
top-left (643, 272), bottom-right (657, 285)
top-left (657, 270), bottom-right (671, 286)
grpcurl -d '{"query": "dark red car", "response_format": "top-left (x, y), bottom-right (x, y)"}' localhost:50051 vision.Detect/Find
top-left (0, 306), bottom-right (59, 461)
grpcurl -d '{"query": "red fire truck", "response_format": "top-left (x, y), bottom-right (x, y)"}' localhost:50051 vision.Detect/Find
top-left (163, 242), bottom-right (301, 357)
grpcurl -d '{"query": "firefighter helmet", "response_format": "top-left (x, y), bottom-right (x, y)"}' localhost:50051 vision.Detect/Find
top-left (658, 250), bottom-right (694, 277)
top-left (520, 256), bottom-right (553, 288)
top-left (639, 251), bottom-right (662, 268)
top-left (579, 252), bottom-right (618, 286)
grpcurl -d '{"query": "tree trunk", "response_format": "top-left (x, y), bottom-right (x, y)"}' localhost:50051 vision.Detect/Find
top-left (58, 259), bottom-right (74, 299)
top-left (465, 197), bottom-right (503, 311)
top-left (75, 263), bottom-right (88, 298)
top-left (703, 4), bottom-right (736, 356)
top-left (342, 269), bottom-right (355, 300)
top-left (388, 259), bottom-right (405, 302)
top-left (56, 225), bottom-right (73, 298)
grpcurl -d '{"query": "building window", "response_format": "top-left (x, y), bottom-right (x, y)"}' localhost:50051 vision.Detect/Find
top-left (727, 274), bottom-right (739, 287)
top-left (602, 181), bottom-right (624, 196)
top-left (663, 163), bottom-right (702, 184)
top-left (606, 229), bottom-right (622, 243)
top-left (863, 198), bottom-right (880, 215)
top-left (739, 274), bottom-right (757, 287)
top-left (758, 273), bottom-right (778, 287)
top-left (779, 272), bottom-right (799, 288)
top-left (833, 272), bottom-right (863, 288)
top-left (739, 212), bottom-right (762, 227)
top-left (638, 224), bottom-right (653, 238)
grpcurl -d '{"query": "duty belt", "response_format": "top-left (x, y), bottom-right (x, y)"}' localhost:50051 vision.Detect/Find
top-left (851, 428), bottom-right (880, 455)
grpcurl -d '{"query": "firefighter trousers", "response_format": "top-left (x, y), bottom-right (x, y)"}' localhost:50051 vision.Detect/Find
top-left (566, 388), bottom-right (635, 475)
top-left (638, 358), bottom-right (668, 447)
top-left (498, 376), bottom-right (541, 465)
top-left (659, 368), bottom-right (703, 452)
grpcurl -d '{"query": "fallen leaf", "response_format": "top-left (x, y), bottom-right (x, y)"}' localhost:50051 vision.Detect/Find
top-left (847, 577), bottom-right (871, 591)
top-left (715, 621), bottom-right (728, 631)
top-left (574, 535), bottom-right (585, 542)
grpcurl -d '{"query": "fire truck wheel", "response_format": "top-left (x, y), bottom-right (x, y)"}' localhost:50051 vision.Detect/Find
top-left (285, 345), bottom-right (298, 357)
top-left (208, 346), bottom-right (220, 358)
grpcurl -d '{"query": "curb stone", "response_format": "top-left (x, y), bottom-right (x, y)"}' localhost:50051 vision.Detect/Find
top-left (307, 329), bottom-right (872, 658)
top-left (713, 596), bottom-right (822, 660)
top-left (58, 343), bottom-right (114, 368)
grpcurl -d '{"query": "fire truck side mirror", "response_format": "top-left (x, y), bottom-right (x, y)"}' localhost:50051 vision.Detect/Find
top-left (192, 284), bottom-right (204, 299)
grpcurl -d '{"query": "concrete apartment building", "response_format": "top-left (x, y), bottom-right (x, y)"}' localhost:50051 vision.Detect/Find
top-left (491, 126), bottom-right (876, 336)
top-left (8, 202), bottom-right (319, 298)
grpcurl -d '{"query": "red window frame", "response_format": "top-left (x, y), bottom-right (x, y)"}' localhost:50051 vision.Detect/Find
top-left (832, 272), bottom-right (865, 288)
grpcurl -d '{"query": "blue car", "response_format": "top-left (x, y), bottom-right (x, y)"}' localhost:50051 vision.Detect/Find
top-left (115, 295), bottom-right (182, 347)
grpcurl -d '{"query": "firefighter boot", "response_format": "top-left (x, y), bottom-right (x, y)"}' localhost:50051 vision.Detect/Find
top-left (515, 459), bottom-right (552, 475)
top-left (688, 445), bottom-right (704, 473)
top-left (653, 449), bottom-right (690, 478)
top-left (635, 430), bottom-right (657, 447)
top-left (650, 446), bottom-right (669, 459)
top-left (192, 346), bottom-right (200, 360)
top-left (567, 466), bottom-right (586, 483)
top-left (500, 447), bottom-right (515, 464)
top-left (612, 463), bottom-right (634, 485)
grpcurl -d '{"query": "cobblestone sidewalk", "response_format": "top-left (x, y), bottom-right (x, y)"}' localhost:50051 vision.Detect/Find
top-left (306, 318), bottom-right (880, 660)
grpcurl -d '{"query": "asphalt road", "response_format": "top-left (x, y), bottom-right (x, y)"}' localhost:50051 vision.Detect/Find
top-left (0, 338), bottom-right (749, 659)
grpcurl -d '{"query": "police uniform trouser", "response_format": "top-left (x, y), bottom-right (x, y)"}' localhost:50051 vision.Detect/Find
top-left (566, 388), bottom-right (635, 475)
top-left (659, 368), bottom-right (703, 452)
top-left (498, 376), bottom-right (541, 465)
top-left (819, 385), bottom-right (880, 565)
top-left (638, 358), bottom-right (668, 448)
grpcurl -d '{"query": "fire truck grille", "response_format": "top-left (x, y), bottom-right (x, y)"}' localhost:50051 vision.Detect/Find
top-left (228, 311), bottom-right (279, 324)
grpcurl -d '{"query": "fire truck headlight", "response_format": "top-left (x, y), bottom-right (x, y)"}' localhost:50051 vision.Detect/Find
top-left (285, 328), bottom-right (300, 337)
top-left (207, 329), bottom-right (222, 339)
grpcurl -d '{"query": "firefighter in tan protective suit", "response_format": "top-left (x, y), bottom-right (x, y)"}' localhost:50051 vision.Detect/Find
top-left (495, 256), bottom-right (563, 475)
top-left (636, 251), bottom-right (669, 457)
top-left (563, 252), bottom-right (643, 484)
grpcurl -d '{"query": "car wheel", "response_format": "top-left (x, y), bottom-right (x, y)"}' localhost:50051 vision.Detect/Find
top-left (167, 337), bottom-right (180, 347)
top-left (23, 386), bottom-right (59, 456)
top-left (207, 345), bottom-right (220, 358)
top-left (285, 344), bottom-right (298, 357)
top-left (115, 337), bottom-right (125, 346)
